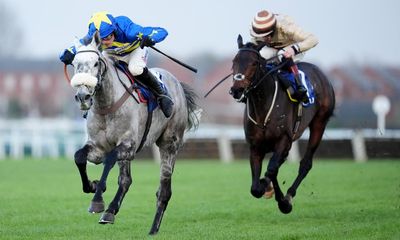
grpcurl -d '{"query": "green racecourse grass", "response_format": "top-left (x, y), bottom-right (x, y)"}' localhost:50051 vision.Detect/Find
top-left (0, 159), bottom-right (399, 240)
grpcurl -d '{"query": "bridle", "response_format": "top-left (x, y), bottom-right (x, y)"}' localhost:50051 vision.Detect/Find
top-left (233, 47), bottom-right (286, 100)
top-left (233, 47), bottom-right (288, 129)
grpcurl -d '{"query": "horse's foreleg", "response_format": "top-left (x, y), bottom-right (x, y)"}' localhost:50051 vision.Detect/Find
top-left (265, 139), bottom-right (292, 214)
top-left (88, 149), bottom-right (118, 214)
top-left (149, 142), bottom-right (178, 235)
top-left (99, 160), bottom-right (132, 224)
top-left (249, 145), bottom-right (267, 198)
top-left (74, 144), bottom-right (102, 193)
top-left (97, 142), bottom-right (135, 224)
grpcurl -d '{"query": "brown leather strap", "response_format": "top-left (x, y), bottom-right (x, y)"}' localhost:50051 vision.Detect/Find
top-left (94, 85), bottom-right (136, 115)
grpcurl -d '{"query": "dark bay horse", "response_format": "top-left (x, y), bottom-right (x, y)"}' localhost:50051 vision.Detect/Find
top-left (69, 32), bottom-right (201, 234)
top-left (230, 35), bottom-right (335, 213)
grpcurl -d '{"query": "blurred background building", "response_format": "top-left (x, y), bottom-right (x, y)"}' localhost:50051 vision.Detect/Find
top-left (0, 0), bottom-right (399, 160)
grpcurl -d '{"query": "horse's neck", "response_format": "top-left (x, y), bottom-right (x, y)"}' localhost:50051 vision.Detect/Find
top-left (252, 75), bottom-right (277, 104)
top-left (247, 75), bottom-right (282, 120)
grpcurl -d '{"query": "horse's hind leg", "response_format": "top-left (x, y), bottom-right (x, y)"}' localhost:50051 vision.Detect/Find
top-left (149, 136), bottom-right (181, 235)
top-left (287, 116), bottom-right (330, 199)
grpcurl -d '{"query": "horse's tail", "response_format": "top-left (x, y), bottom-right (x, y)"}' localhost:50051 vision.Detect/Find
top-left (180, 82), bottom-right (201, 131)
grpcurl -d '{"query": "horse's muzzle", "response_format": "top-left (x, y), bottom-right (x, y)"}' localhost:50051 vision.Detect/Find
top-left (75, 86), bottom-right (93, 110)
top-left (230, 87), bottom-right (245, 102)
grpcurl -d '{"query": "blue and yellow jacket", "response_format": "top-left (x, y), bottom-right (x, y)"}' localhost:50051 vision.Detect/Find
top-left (60, 15), bottom-right (168, 60)
top-left (85, 15), bottom-right (168, 56)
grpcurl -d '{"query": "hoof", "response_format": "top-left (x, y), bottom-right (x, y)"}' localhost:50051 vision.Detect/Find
top-left (263, 181), bottom-right (275, 199)
top-left (250, 188), bottom-right (264, 198)
top-left (99, 212), bottom-right (115, 224)
top-left (278, 195), bottom-right (293, 214)
top-left (88, 200), bottom-right (105, 213)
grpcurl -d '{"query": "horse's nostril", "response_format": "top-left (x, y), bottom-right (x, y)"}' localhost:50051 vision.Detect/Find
top-left (84, 95), bottom-right (91, 101)
top-left (75, 95), bottom-right (79, 102)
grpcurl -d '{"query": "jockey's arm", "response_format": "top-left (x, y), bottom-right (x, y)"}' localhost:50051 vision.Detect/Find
top-left (280, 16), bottom-right (319, 55)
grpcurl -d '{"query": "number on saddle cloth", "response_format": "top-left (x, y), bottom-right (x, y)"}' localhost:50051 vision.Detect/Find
top-left (114, 61), bottom-right (163, 112)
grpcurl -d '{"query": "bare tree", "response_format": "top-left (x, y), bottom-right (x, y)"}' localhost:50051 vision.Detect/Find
top-left (0, 1), bottom-right (23, 59)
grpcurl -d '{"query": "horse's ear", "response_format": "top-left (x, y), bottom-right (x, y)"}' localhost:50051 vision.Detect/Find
top-left (93, 31), bottom-right (102, 50)
top-left (237, 34), bottom-right (244, 49)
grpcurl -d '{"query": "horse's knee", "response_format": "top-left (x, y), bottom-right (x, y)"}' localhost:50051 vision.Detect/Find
top-left (115, 142), bottom-right (135, 161)
top-left (74, 145), bottom-right (91, 165)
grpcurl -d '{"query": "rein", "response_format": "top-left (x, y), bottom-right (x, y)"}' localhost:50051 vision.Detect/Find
top-left (64, 64), bottom-right (71, 83)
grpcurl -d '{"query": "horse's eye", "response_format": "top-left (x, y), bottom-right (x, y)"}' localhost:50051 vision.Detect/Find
top-left (94, 62), bottom-right (99, 68)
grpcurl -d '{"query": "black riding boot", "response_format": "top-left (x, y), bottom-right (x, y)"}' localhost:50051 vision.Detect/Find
top-left (136, 67), bottom-right (174, 118)
top-left (293, 73), bottom-right (309, 104)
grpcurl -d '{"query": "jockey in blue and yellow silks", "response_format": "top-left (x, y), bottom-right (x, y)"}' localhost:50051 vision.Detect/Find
top-left (59, 11), bottom-right (173, 118)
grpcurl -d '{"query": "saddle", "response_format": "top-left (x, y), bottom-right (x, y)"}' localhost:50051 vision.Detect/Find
top-left (114, 61), bottom-right (163, 112)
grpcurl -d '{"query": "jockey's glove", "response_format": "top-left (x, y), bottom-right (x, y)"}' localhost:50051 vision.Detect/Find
top-left (60, 49), bottom-right (75, 65)
top-left (140, 36), bottom-right (155, 49)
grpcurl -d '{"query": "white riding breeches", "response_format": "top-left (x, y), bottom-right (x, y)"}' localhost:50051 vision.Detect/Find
top-left (104, 47), bottom-right (149, 76)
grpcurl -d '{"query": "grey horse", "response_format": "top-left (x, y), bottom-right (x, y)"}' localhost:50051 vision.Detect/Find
top-left (69, 32), bottom-right (200, 235)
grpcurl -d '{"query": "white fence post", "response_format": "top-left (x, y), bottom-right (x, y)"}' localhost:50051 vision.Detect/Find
top-left (0, 138), bottom-right (4, 159)
top-left (351, 130), bottom-right (368, 162)
top-left (152, 144), bottom-right (161, 163)
top-left (288, 141), bottom-right (300, 163)
top-left (217, 133), bottom-right (233, 163)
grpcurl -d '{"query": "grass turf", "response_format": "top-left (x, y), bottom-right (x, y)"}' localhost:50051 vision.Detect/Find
top-left (0, 159), bottom-right (399, 239)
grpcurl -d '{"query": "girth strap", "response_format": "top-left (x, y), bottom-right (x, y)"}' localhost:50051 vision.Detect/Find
top-left (136, 111), bottom-right (153, 153)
